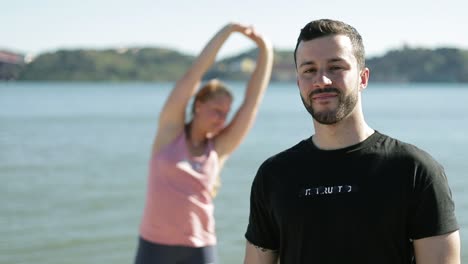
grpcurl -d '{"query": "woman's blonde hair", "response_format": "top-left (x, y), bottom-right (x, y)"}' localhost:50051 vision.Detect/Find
top-left (191, 79), bottom-right (233, 116)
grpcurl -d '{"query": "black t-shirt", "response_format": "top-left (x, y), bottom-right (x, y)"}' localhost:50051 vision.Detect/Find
top-left (245, 131), bottom-right (458, 264)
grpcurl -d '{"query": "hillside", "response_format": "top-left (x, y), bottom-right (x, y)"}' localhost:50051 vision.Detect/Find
top-left (2, 45), bottom-right (468, 82)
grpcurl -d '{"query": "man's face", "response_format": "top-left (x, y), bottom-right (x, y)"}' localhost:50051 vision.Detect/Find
top-left (295, 35), bottom-right (369, 125)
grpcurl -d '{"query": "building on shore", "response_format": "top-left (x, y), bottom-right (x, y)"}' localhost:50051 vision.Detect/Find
top-left (0, 50), bottom-right (25, 80)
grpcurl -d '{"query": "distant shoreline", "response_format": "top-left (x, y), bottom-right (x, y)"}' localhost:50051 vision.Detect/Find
top-left (1, 46), bottom-right (468, 83)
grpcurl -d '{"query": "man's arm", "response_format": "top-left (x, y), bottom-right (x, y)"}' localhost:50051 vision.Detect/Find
top-left (413, 230), bottom-right (460, 264)
top-left (244, 240), bottom-right (279, 264)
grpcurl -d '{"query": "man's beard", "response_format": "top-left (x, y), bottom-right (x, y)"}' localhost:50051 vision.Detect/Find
top-left (301, 87), bottom-right (358, 125)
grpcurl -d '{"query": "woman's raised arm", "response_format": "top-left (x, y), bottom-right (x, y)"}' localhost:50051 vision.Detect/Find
top-left (215, 25), bottom-right (274, 161)
top-left (153, 23), bottom-right (242, 153)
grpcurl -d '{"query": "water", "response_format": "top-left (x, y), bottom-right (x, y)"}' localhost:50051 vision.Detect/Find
top-left (1, 82), bottom-right (467, 263)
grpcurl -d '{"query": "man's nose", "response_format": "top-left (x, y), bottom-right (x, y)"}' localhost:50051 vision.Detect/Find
top-left (313, 71), bottom-right (332, 88)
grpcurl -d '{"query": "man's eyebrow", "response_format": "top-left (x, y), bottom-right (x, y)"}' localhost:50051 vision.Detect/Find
top-left (299, 58), bottom-right (346, 68)
top-left (328, 58), bottom-right (346, 63)
top-left (298, 60), bottom-right (315, 68)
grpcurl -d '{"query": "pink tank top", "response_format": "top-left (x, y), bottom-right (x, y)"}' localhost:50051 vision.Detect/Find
top-left (139, 131), bottom-right (219, 247)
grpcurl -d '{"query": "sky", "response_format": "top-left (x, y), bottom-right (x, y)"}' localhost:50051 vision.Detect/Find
top-left (2, 0), bottom-right (468, 59)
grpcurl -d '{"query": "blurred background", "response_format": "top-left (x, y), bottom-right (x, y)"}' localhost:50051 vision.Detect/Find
top-left (1, 1), bottom-right (467, 263)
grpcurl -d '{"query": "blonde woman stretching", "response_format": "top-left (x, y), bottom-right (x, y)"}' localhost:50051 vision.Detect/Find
top-left (135, 22), bottom-right (273, 264)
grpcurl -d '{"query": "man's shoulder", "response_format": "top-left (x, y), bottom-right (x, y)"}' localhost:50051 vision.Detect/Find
top-left (260, 139), bottom-right (310, 169)
top-left (376, 132), bottom-right (441, 167)
top-left (252, 139), bottom-right (310, 187)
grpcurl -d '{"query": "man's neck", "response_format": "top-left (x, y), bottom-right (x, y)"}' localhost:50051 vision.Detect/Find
top-left (312, 115), bottom-right (374, 150)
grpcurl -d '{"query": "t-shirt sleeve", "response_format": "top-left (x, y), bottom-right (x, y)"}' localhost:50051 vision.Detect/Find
top-left (245, 161), bottom-right (280, 250)
top-left (408, 153), bottom-right (459, 239)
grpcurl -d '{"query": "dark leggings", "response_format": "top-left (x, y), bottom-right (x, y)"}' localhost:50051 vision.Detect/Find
top-left (134, 237), bottom-right (218, 264)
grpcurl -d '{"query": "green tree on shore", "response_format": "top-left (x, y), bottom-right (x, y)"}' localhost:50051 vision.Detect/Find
top-left (3, 46), bottom-right (468, 83)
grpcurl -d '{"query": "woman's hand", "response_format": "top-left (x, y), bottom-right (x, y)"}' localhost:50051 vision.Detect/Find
top-left (229, 23), bottom-right (272, 48)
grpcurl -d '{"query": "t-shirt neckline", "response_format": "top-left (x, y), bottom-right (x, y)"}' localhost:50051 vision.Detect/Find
top-left (306, 131), bottom-right (383, 155)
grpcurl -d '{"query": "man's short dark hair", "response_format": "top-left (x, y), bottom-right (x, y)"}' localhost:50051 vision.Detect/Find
top-left (294, 19), bottom-right (365, 69)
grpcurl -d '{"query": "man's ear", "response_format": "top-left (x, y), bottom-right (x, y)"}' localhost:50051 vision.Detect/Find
top-left (360, 67), bottom-right (370, 91)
